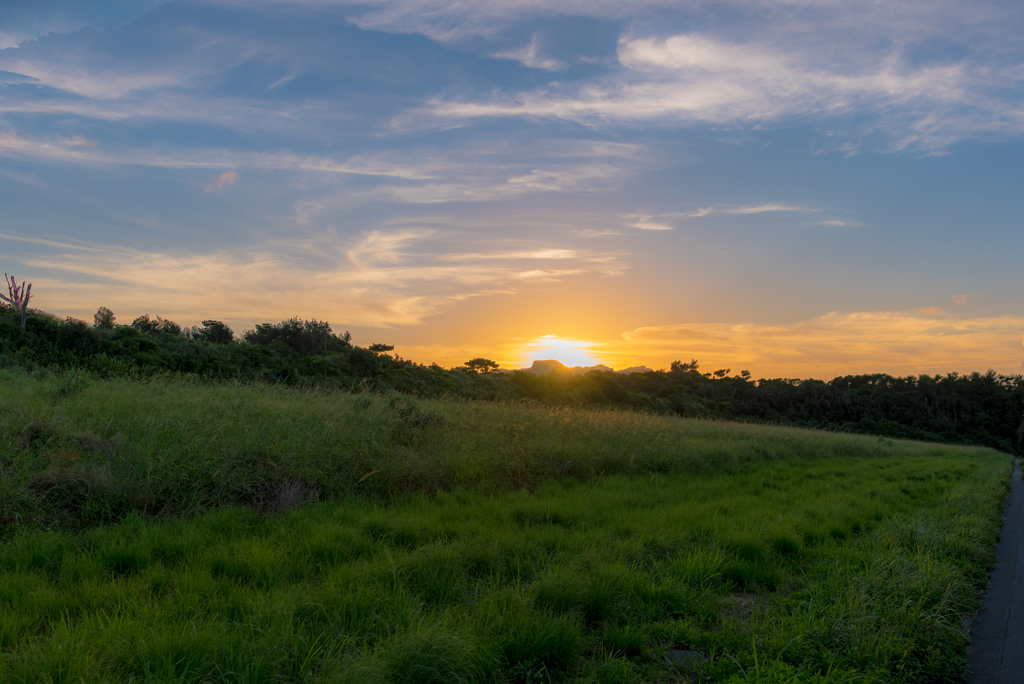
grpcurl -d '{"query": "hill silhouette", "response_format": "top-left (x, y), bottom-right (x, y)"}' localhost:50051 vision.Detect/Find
top-left (521, 360), bottom-right (653, 376)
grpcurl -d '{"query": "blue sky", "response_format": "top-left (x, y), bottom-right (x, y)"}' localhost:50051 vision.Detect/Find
top-left (2, 0), bottom-right (1023, 376)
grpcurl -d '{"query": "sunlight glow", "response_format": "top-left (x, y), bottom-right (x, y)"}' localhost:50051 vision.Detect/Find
top-left (520, 335), bottom-right (604, 368)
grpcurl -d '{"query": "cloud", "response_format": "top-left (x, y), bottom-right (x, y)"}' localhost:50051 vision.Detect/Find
top-left (622, 204), bottom-right (819, 226)
top-left (3, 229), bottom-right (628, 329)
top-left (494, 36), bottom-right (565, 71)
top-left (953, 293), bottom-right (977, 305)
top-left (238, 0), bottom-right (684, 45)
top-left (813, 219), bottom-right (862, 227)
top-left (0, 69), bottom-right (39, 85)
top-left (205, 171), bottom-right (238, 193)
top-left (0, 1), bottom-right (167, 47)
top-left (433, 32), bottom-right (972, 127)
top-left (624, 214), bottom-right (674, 231)
top-left (0, 130), bottom-right (441, 178)
top-left (427, 25), bottom-right (1024, 150)
top-left (719, 204), bottom-right (816, 215)
top-left (613, 311), bottom-right (1024, 378)
top-left (0, 130), bottom-right (637, 204)
top-left (914, 306), bottom-right (946, 314)
top-left (377, 163), bottom-right (627, 204)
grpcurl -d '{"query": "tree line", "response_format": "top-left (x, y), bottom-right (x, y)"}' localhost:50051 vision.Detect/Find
top-left (2, 303), bottom-right (1022, 455)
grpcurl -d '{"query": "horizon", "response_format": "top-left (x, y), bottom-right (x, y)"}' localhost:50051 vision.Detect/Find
top-left (2, 1), bottom-right (1023, 379)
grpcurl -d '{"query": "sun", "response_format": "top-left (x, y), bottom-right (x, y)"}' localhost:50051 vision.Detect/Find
top-left (520, 335), bottom-right (604, 368)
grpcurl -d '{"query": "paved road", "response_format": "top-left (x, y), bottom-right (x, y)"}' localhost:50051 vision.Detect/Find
top-left (964, 458), bottom-right (1024, 683)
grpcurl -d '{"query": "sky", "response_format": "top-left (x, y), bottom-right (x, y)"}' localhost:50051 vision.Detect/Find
top-left (1, 0), bottom-right (1023, 378)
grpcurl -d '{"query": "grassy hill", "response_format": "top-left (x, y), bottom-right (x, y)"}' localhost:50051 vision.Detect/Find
top-left (0, 368), bottom-right (1014, 682)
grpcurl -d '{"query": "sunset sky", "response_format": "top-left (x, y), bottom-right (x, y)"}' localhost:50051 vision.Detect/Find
top-left (2, 0), bottom-right (1023, 377)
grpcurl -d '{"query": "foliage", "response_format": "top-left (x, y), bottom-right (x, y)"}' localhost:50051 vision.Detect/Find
top-left (191, 319), bottom-right (234, 344)
top-left (93, 306), bottom-right (116, 329)
top-left (1, 306), bottom-right (1022, 454)
top-left (132, 314), bottom-right (182, 336)
top-left (465, 357), bottom-right (500, 373)
top-left (242, 317), bottom-right (351, 355)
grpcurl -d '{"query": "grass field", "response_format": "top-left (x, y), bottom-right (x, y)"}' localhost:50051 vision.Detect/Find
top-left (0, 368), bottom-right (1014, 682)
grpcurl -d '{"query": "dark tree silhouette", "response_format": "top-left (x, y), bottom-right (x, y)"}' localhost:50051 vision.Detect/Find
top-left (132, 314), bottom-right (181, 335)
top-left (465, 358), bottom-right (499, 373)
top-left (197, 320), bottom-right (234, 344)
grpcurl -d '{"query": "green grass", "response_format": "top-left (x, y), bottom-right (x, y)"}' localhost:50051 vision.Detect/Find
top-left (0, 369), bottom-right (1014, 682)
top-left (0, 368), bottom-right (1000, 531)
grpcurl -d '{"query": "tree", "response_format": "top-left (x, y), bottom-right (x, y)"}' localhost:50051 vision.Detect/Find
top-left (671, 359), bottom-right (699, 372)
top-left (132, 314), bottom-right (181, 335)
top-left (243, 317), bottom-right (351, 355)
top-left (464, 358), bottom-right (499, 373)
top-left (1, 274), bottom-right (32, 332)
top-left (197, 320), bottom-right (234, 344)
top-left (132, 314), bottom-right (159, 334)
top-left (368, 343), bottom-right (394, 353)
top-left (94, 307), bottom-right (116, 329)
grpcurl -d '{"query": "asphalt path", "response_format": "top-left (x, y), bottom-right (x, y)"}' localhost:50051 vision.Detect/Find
top-left (964, 458), bottom-right (1024, 683)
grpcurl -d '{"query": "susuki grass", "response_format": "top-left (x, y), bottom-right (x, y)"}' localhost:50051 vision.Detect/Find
top-left (0, 369), bottom-right (1014, 682)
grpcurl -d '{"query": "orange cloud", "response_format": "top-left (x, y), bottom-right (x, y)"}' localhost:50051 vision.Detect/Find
top-left (914, 306), bottom-right (946, 314)
top-left (205, 171), bottom-right (238, 193)
top-left (953, 293), bottom-right (976, 306)
top-left (9, 230), bottom-right (628, 333)
top-left (609, 311), bottom-right (1024, 378)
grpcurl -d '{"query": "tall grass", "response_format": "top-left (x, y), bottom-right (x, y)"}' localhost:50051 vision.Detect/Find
top-left (0, 369), bottom-right (1012, 682)
top-left (0, 368), bottom-right (996, 532)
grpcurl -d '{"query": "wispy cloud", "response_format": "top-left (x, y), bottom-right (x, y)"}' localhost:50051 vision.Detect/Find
top-left (205, 171), bottom-right (238, 193)
top-left (623, 214), bottom-right (674, 231)
top-left (812, 219), bottom-right (862, 228)
top-left (494, 36), bottom-right (565, 71)
top-left (428, 28), bottom-right (1024, 150)
top-left (623, 204), bottom-right (820, 228)
top-left (0, 130), bottom-right (440, 179)
top-left (0, 130), bottom-right (637, 204)
top-left (719, 204), bottom-right (816, 215)
top-left (4, 229), bottom-right (628, 329)
top-left (0, 69), bottom-right (39, 85)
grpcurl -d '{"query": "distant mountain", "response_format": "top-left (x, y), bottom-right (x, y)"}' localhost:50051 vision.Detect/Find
top-left (519, 360), bottom-right (653, 376)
